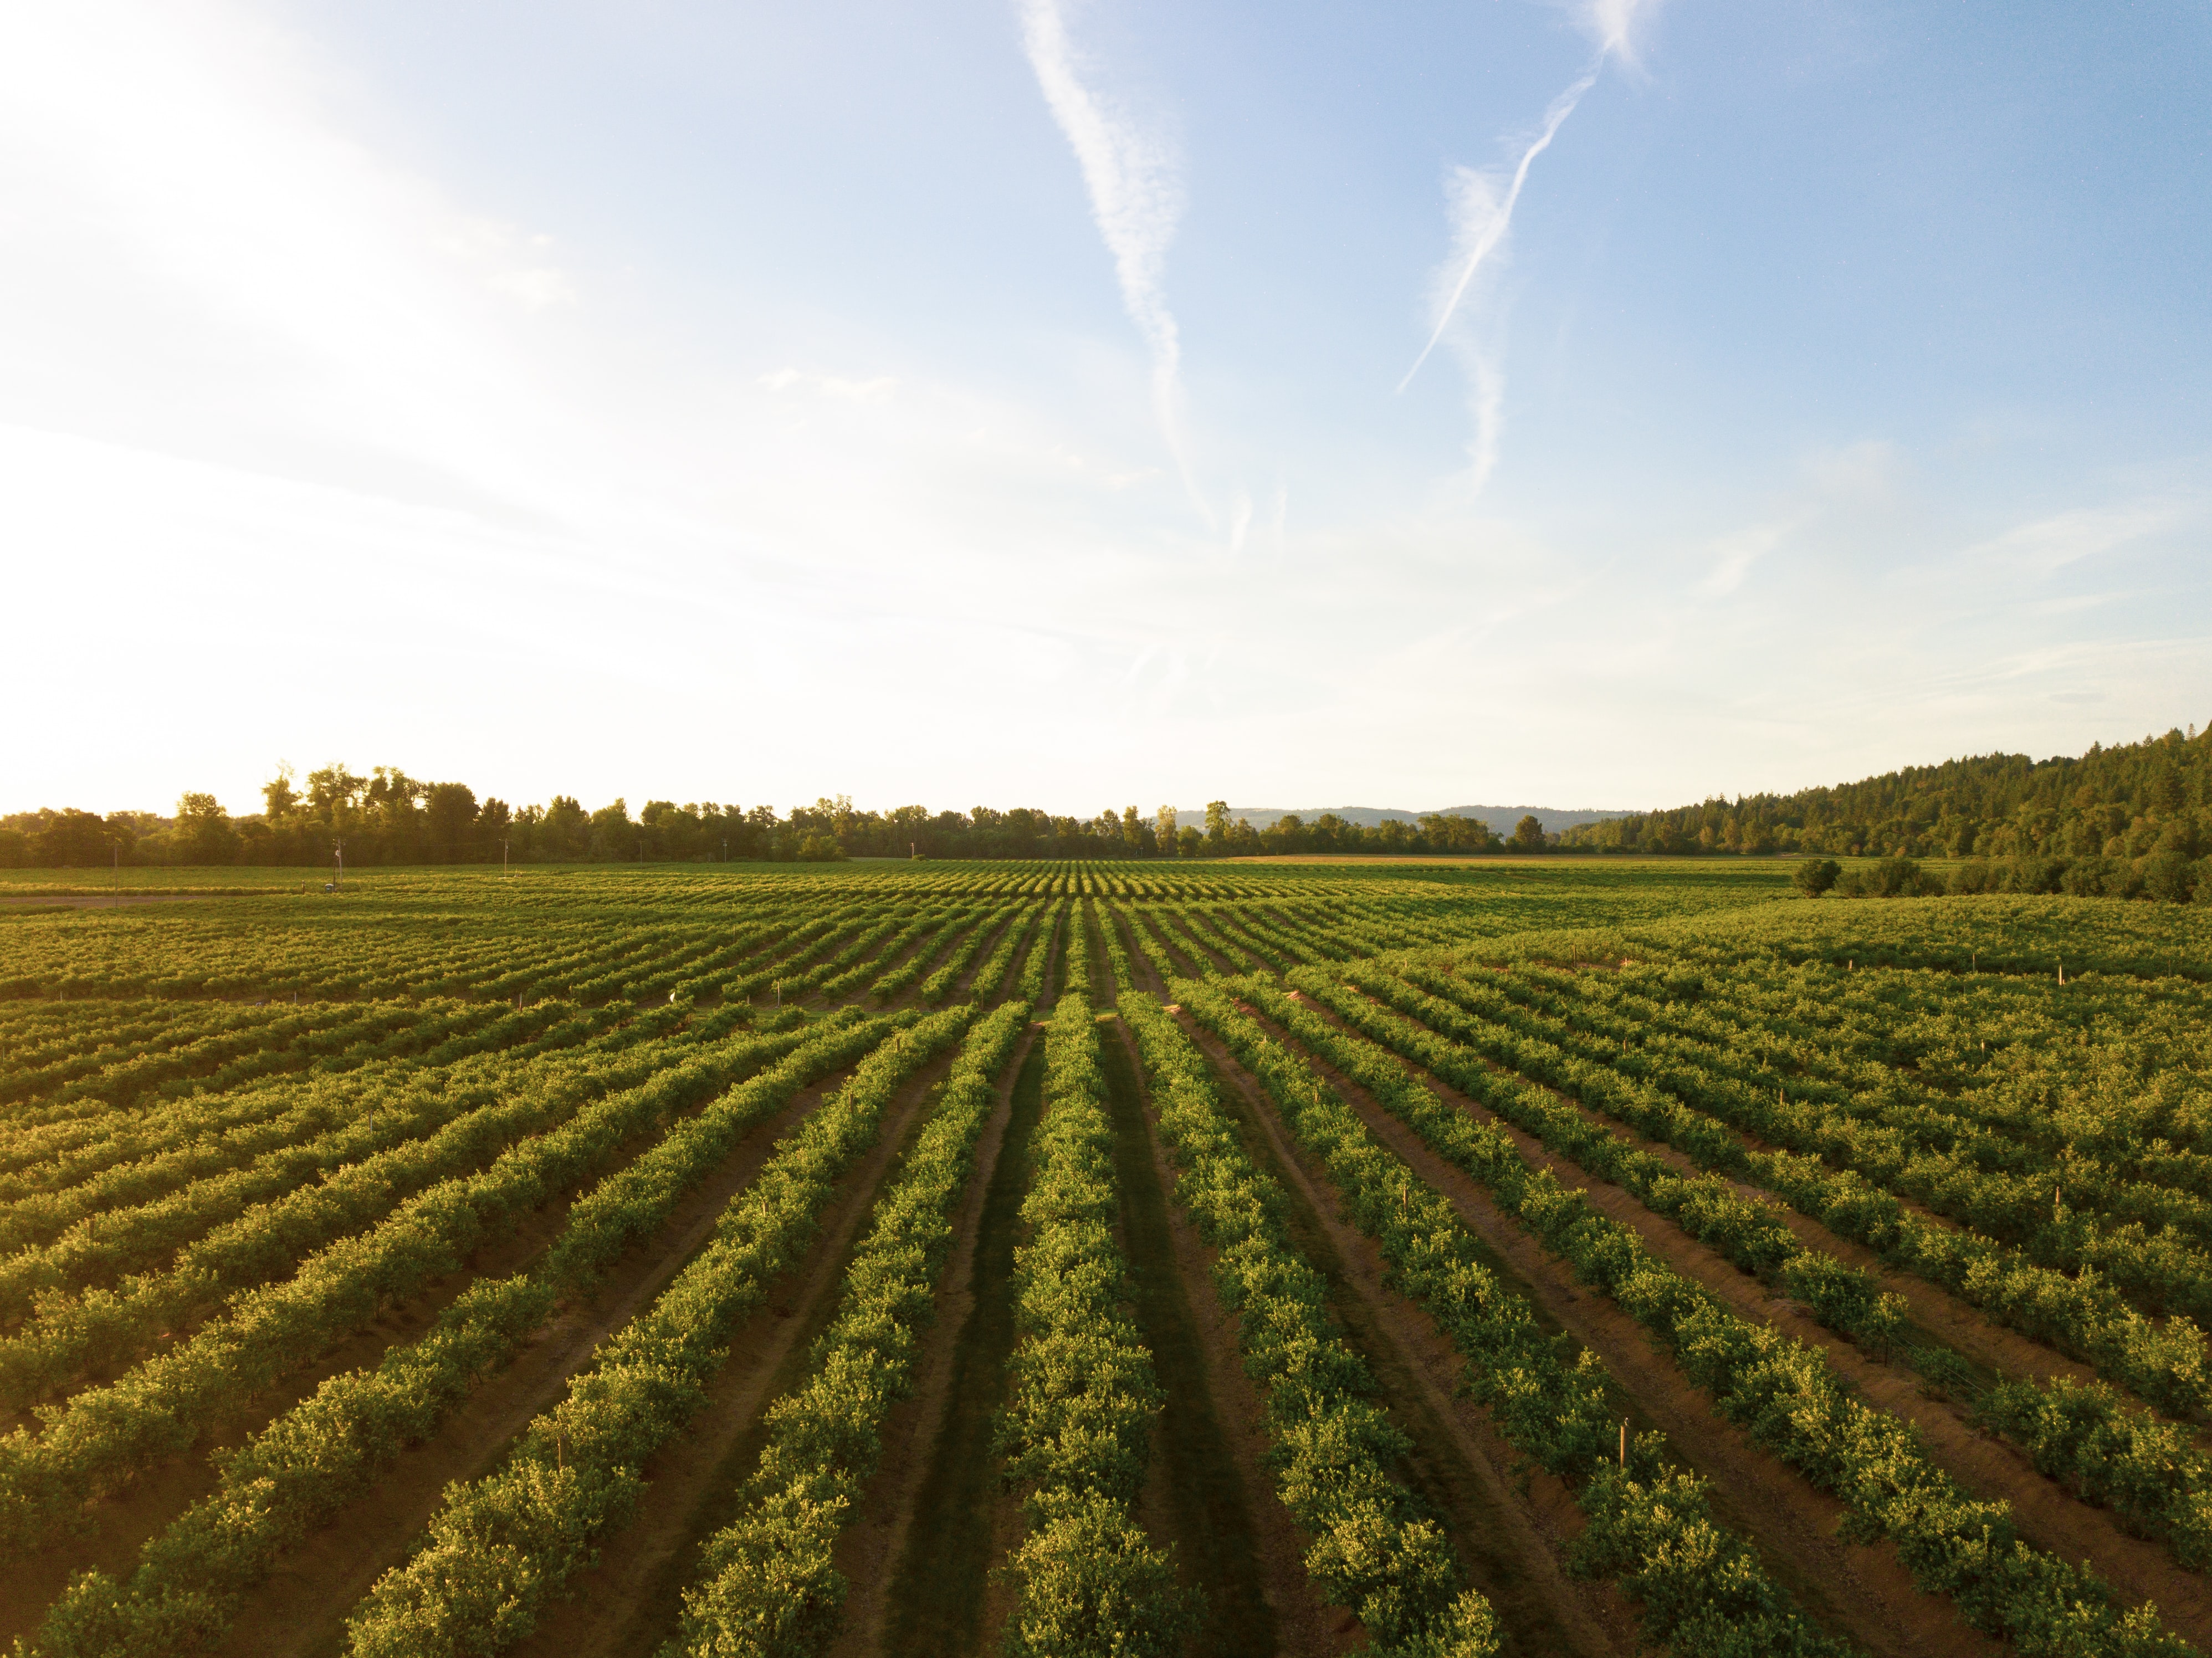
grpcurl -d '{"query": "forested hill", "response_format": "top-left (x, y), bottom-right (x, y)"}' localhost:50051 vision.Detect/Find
top-left (1559, 724), bottom-right (2211, 860)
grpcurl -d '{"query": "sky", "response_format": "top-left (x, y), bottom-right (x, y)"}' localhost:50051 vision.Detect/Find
top-left (4, 0), bottom-right (2209, 820)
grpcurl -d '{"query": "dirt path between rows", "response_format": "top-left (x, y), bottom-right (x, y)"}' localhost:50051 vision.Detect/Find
top-left (212, 1055), bottom-right (885, 1658)
top-left (501, 1045), bottom-right (969, 1658)
top-left (868, 1042), bottom-right (1049, 1658)
top-left (1305, 992), bottom-right (2212, 1647)
top-left (828, 1026), bottom-right (1038, 1658)
top-left (1098, 1025), bottom-right (1281, 1656)
top-left (1107, 1018), bottom-right (1350, 1658)
top-left (1216, 1002), bottom-right (1996, 1658)
top-left (1171, 1014), bottom-right (1634, 1658)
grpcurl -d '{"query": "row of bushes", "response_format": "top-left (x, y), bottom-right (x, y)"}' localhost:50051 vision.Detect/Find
top-left (1797, 853), bottom-right (2212, 904)
top-left (1477, 960), bottom-right (2212, 1311)
top-left (21, 1011), bottom-right (916, 1656)
top-left (1377, 961), bottom-right (2212, 1420)
top-left (0, 1011), bottom-right (862, 1558)
top-left (341, 1005), bottom-right (976, 1656)
top-left (1119, 991), bottom-right (1499, 1656)
top-left (0, 1019), bottom-right (821, 1407)
top-left (1241, 976), bottom-right (2191, 1656)
top-left (1169, 980), bottom-right (1851, 1656)
top-left (1298, 969), bottom-right (2212, 1572)
top-left (922, 900), bottom-right (1029, 1002)
top-left (662, 1000), bottom-right (1031, 1655)
top-left (994, 992), bottom-right (1196, 1657)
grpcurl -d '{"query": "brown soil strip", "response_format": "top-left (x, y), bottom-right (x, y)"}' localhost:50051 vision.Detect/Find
top-left (872, 1041), bottom-right (1049, 1658)
top-left (1200, 1007), bottom-right (1992, 1658)
top-left (498, 1045), bottom-right (969, 1658)
top-left (1109, 907), bottom-right (1171, 997)
top-left (203, 1057), bottom-right (882, 1658)
top-left (1096, 1026), bottom-right (1277, 1656)
top-left (826, 1027), bottom-right (1036, 1657)
top-left (1104, 1019), bottom-right (1346, 1658)
top-left (1169, 1016), bottom-right (1634, 1658)
top-left (1314, 997), bottom-right (2212, 1645)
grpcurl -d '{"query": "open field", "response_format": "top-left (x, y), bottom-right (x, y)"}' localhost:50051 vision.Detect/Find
top-left (1, 859), bottom-right (2209, 1657)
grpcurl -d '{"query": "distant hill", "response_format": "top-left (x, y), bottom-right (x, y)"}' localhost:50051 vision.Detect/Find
top-left (1174, 805), bottom-right (1630, 836)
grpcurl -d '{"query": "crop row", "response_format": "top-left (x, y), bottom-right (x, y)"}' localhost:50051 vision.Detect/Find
top-left (1118, 991), bottom-right (1499, 1655)
top-left (1276, 973), bottom-right (2212, 1572)
top-left (0, 1012), bottom-right (856, 1557)
top-left (1354, 962), bottom-right (2212, 1420)
top-left (339, 1004), bottom-right (978, 1657)
top-left (1205, 976), bottom-right (2194, 1657)
top-left (22, 1009), bottom-right (911, 1656)
top-left (660, 999), bottom-right (1032, 1655)
top-left (993, 993), bottom-right (1194, 1657)
top-left (0, 1012), bottom-right (820, 1405)
top-left (1167, 980), bottom-right (1852, 1657)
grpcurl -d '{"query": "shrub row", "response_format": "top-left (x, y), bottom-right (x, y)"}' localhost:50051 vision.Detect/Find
top-left (1361, 963), bottom-right (2212, 1420)
top-left (660, 1000), bottom-right (1032, 1656)
top-left (920, 902), bottom-right (1024, 1003)
top-left (1118, 991), bottom-right (1498, 1656)
top-left (339, 1005), bottom-right (977, 1657)
top-left (0, 1015), bottom-right (826, 1557)
top-left (994, 993), bottom-right (1195, 1658)
top-left (1219, 978), bottom-right (2193, 1657)
top-left (19, 1010), bottom-right (902, 1657)
top-left (1170, 980), bottom-right (1850, 1656)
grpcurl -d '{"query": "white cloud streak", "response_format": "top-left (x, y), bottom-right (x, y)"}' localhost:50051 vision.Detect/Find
top-left (1402, 0), bottom-right (1665, 495)
top-left (1399, 69), bottom-right (1595, 395)
top-left (1017, 0), bottom-right (1210, 525)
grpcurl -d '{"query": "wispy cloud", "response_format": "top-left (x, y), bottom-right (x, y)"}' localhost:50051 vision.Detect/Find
top-left (1404, 0), bottom-right (1665, 493)
top-left (1017, 0), bottom-right (1210, 525)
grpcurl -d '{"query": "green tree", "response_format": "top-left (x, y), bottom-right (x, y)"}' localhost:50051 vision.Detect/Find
top-left (423, 782), bottom-right (479, 862)
top-left (175, 793), bottom-right (238, 865)
top-left (1791, 857), bottom-right (1841, 897)
top-left (1204, 800), bottom-right (1230, 850)
top-left (261, 763), bottom-right (298, 819)
top-left (1510, 813), bottom-right (1546, 852)
top-left (1155, 805), bottom-right (1177, 852)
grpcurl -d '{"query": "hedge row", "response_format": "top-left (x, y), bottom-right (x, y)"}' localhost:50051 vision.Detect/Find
top-left (1219, 978), bottom-right (2193, 1657)
top-left (1118, 991), bottom-right (1497, 1656)
top-left (1171, 979), bottom-right (1851, 1657)
top-left (339, 1005), bottom-right (977, 1657)
top-left (661, 999), bottom-right (1032, 1655)
top-left (994, 992), bottom-right (1195, 1658)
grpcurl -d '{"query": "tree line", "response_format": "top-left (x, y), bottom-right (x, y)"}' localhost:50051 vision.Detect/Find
top-left (1559, 723), bottom-right (2211, 868)
top-left (0, 765), bottom-right (1523, 868)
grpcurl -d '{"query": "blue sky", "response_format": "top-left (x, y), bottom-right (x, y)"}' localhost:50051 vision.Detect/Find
top-left (5, 0), bottom-right (2208, 818)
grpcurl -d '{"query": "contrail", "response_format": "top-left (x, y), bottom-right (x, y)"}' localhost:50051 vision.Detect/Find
top-left (1397, 68), bottom-right (1594, 395)
top-left (1018, 0), bottom-right (1211, 525)
top-left (1400, 0), bottom-right (1665, 398)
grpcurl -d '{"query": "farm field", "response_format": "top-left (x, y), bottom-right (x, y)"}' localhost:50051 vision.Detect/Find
top-left (1, 859), bottom-right (2210, 1658)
